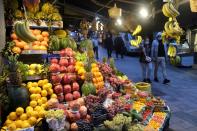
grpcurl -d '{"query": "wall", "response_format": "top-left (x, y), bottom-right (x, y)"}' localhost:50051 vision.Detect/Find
top-left (0, 0), bottom-right (5, 51)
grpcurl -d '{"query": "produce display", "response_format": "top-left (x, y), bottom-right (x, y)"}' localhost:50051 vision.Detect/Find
top-left (1, 1), bottom-right (171, 131)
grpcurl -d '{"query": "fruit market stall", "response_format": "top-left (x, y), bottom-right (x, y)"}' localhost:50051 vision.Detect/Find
top-left (0, 1), bottom-right (171, 131)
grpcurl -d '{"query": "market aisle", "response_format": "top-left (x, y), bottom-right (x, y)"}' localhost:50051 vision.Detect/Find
top-left (97, 46), bottom-right (197, 131)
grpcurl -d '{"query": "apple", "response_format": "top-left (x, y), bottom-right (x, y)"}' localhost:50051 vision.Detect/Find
top-left (64, 84), bottom-right (72, 94)
top-left (54, 84), bottom-right (63, 94)
top-left (59, 58), bottom-right (68, 66)
top-left (68, 58), bottom-right (75, 65)
top-left (65, 93), bottom-right (73, 101)
top-left (73, 91), bottom-right (81, 100)
top-left (60, 66), bottom-right (67, 73)
top-left (50, 58), bottom-right (58, 64)
top-left (51, 74), bottom-right (61, 84)
top-left (72, 82), bottom-right (79, 91)
top-left (63, 74), bottom-right (71, 84)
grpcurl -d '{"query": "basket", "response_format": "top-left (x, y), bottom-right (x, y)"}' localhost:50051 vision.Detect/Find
top-left (108, 4), bottom-right (122, 19)
top-left (135, 82), bottom-right (151, 93)
top-left (190, 0), bottom-right (197, 12)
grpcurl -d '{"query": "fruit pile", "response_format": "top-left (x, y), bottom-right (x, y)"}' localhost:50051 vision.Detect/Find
top-left (76, 120), bottom-right (93, 131)
top-left (3, 79), bottom-right (56, 131)
top-left (75, 61), bottom-right (86, 80)
top-left (91, 63), bottom-right (104, 91)
top-left (146, 112), bottom-right (167, 130)
top-left (98, 63), bottom-right (113, 76)
top-left (142, 109), bottom-right (152, 121)
top-left (26, 64), bottom-right (43, 76)
top-left (132, 101), bottom-right (146, 113)
top-left (49, 48), bottom-right (81, 102)
top-left (85, 95), bottom-right (102, 113)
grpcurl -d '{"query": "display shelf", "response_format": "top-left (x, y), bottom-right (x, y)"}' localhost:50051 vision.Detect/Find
top-left (22, 50), bottom-right (47, 54)
top-left (6, 20), bottom-right (63, 29)
top-left (25, 75), bottom-right (43, 81)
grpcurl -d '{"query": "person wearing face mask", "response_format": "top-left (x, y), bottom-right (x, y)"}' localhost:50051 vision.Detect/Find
top-left (151, 32), bottom-right (170, 84)
top-left (139, 37), bottom-right (152, 83)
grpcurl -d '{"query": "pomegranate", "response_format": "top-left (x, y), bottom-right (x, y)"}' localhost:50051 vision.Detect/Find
top-left (65, 93), bottom-right (73, 101)
top-left (49, 63), bottom-right (60, 73)
top-left (54, 84), bottom-right (63, 94)
top-left (50, 58), bottom-right (58, 64)
top-left (59, 58), bottom-right (68, 66)
top-left (67, 65), bottom-right (75, 73)
top-left (63, 74), bottom-right (72, 84)
top-left (69, 58), bottom-right (75, 65)
top-left (51, 74), bottom-right (61, 84)
top-left (60, 66), bottom-right (67, 73)
top-left (73, 91), bottom-right (81, 100)
top-left (57, 94), bottom-right (64, 102)
top-left (60, 50), bottom-right (66, 57)
top-left (64, 84), bottom-right (72, 94)
top-left (72, 82), bottom-right (79, 91)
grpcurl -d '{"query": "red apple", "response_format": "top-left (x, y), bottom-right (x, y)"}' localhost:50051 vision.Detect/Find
top-left (63, 74), bottom-right (71, 84)
top-left (64, 85), bottom-right (72, 94)
top-left (51, 74), bottom-right (61, 84)
top-left (73, 91), bottom-right (81, 100)
top-left (65, 93), bottom-right (73, 101)
top-left (49, 63), bottom-right (60, 73)
top-left (59, 58), bottom-right (68, 66)
top-left (54, 84), bottom-right (63, 94)
top-left (60, 50), bottom-right (66, 57)
top-left (72, 82), bottom-right (79, 91)
top-left (50, 58), bottom-right (58, 64)
top-left (60, 66), bottom-right (67, 73)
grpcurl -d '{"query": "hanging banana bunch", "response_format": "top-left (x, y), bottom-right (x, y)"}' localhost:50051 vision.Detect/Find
top-left (132, 25), bottom-right (142, 36)
top-left (168, 45), bottom-right (177, 58)
top-left (130, 36), bottom-right (142, 47)
top-left (24, 0), bottom-right (40, 13)
top-left (162, 1), bottom-right (183, 44)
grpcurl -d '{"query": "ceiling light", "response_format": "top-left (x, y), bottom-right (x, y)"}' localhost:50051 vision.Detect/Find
top-left (140, 8), bottom-right (148, 18)
top-left (116, 18), bottom-right (122, 26)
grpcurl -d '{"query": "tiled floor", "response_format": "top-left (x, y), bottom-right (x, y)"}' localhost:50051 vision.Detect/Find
top-left (98, 46), bottom-right (197, 131)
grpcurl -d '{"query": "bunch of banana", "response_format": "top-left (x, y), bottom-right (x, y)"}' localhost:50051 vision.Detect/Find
top-left (162, 2), bottom-right (180, 18)
top-left (14, 21), bottom-right (37, 43)
top-left (164, 19), bottom-right (183, 38)
top-left (132, 25), bottom-right (142, 36)
top-left (130, 36), bottom-right (142, 47)
top-left (168, 45), bottom-right (177, 57)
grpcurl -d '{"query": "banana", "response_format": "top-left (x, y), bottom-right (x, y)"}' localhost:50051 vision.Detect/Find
top-left (14, 21), bottom-right (37, 43)
top-left (132, 25), bottom-right (142, 36)
top-left (137, 36), bottom-right (142, 44)
top-left (168, 45), bottom-right (176, 57)
top-left (162, 4), bottom-right (172, 17)
top-left (168, 2), bottom-right (180, 17)
top-left (164, 21), bottom-right (173, 35)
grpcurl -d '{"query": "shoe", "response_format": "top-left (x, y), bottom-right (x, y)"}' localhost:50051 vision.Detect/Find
top-left (143, 79), bottom-right (146, 82)
top-left (163, 79), bottom-right (170, 84)
top-left (154, 77), bottom-right (159, 82)
top-left (146, 78), bottom-right (152, 83)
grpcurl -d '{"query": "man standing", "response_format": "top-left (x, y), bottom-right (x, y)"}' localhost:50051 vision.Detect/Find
top-left (104, 32), bottom-right (113, 58)
top-left (151, 32), bottom-right (170, 84)
top-left (92, 35), bottom-right (99, 59)
top-left (114, 34), bottom-right (125, 59)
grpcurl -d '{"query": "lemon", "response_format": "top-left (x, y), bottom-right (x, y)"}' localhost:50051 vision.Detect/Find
top-left (41, 90), bottom-right (48, 97)
top-left (4, 119), bottom-right (13, 126)
top-left (38, 80), bottom-right (44, 87)
top-left (35, 87), bottom-right (42, 94)
top-left (21, 121), bottom-right (30, 128)
top-left (51, 94), bottom-right (57, 99)
top-left (26, 111), bottom-right (32, 118)
top-left (47, 88), bottom-right (53, 95)
top-left (30, 94), bottom-right (37, 100)
top-left (41, 97), bottom-right (47, 104)
top-left (9, 112), bottom-right (17, 121)
top-left (26, 106), bottom-right (33, 112)
top-left (37, 99), bottom-right (43, 106)
top-left (43, 79), bottom-right (49, 85)
top-left (27, 82), bottom-right (32, 88)
top-left (28, 116), bottom-right (37, 125)
top-left (7, 123), bottom-right (16, 131)
top-left (20, 113), bottom-right (28, 121)
top-left (43, 83), bottom-right (52, 90)
top-left (38, 110), bottom-right (45, 118)
top-left (31, 82), bottom-right (38, 87)
top-left (30, 100), bottom-right (37, 108)
top-left (16, 128), bottom-right (21, 130)
top-left (29, 87), bottom-right (36, 94)
top-left (15, 120), bottom-right (22, 128)
top-left (36, 94), bottom-right (41, 100)
top-left (34, 106), bottom-right (42, 112)
top-left (31, 111), bottom-right (38, 118)
top-left (41, 104), bottom-right (47, 109)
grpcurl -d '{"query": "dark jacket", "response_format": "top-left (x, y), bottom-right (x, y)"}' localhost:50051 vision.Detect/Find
top-left (114, 36), bottom-right (124, 51)
top-left (104, 37), bottom-right (113, 50)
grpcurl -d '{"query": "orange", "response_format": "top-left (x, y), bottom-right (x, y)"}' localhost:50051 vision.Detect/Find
top-left (24, 45), bottom-right (30, 50)
top-left (16, 107), bottom-right (24, 116)
top-left (9, 112), bottom-right (17, 121)
top-left (40, 41), bottom-right (48, 47)
top-left (11, 33), bottom-right (18, 40)
top-left (33, 29), bottom-right (41, 36)
top-left (42, 31), bottom-right (49, 37)
top-left (15, 41), bottom-right (25, 49)
top-left (41, 90), bottom-right (47, 97)
top-left (37, 35), bottom-right (44, 41)
top-left (43, 37), bottom-right (49, 42)
top-left (30, 100), bottom-right (37, 108)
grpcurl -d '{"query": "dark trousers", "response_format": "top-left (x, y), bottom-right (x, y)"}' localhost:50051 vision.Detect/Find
top-left (116, 49), bottom-right (124, 59)
top-left (107, 48), bottom-right (112, 58)
top-left (93, 46), bottom-right (99, 59)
